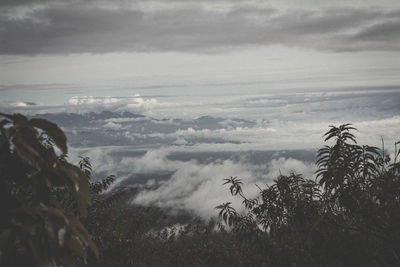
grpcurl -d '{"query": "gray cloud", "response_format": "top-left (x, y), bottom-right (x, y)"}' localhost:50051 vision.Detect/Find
top-left (0, 0), bottom-right (54, 6)
top-left (0, 2), bottom-right (399, 54)
top-left (352, 19), bottom-right (400, 42)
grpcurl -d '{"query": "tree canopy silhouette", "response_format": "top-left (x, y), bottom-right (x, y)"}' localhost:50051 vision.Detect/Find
top-left (0, 113), bottom-right (97, 266)
top-left (1, 113), bottom-right (399, 266)
top-left (216, 123), bottom-right (400, 266)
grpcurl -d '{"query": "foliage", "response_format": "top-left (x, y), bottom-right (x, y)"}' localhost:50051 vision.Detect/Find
top-left (216, 123), bottom-right (400, 266)
top-left (2, 113), bottom-right (400, 266)
top-left (78, 122), bottom-right (400, 267)
top-left (0, 113), bottom-right (97, 267)
top-left (77, 156), bottom-right (127, 262)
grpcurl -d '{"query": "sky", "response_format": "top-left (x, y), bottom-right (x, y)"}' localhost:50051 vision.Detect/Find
top-left (1, 0), bottom-right (400, 106)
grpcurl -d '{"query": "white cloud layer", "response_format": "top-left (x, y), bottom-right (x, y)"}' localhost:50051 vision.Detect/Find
top-left (130, 149), bottom-right (316, 218)
top-left (16, 87), bottom-right (398, 155)
top-left (67, 145), bottom-right (316, 218)
top-left (67, 95), bottom-right (167, 114)
top-left (3, 86), bottom-right (399, 219)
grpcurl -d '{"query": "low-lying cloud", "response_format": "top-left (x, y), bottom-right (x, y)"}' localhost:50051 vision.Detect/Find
top-left (67, 144), bottom-right (317, 218)
top-left (129, 148), bottom-right (316, 218)
top-left (6, 88), bottom-right (398, 153)
top-left (54, 88), bottom-right (399, 218)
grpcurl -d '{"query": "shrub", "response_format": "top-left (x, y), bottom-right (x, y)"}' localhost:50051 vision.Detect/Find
top-left (217, 124), bottom-right (400, 266)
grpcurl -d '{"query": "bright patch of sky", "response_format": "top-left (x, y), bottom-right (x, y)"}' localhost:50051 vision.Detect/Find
top-left (1, 47), bottom-right (400, 105)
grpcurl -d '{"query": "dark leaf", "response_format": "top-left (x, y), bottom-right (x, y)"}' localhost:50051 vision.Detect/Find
top-left (29, 118), bottom-right (68, 154)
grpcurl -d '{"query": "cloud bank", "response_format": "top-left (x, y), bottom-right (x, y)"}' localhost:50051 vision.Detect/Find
top-left (4, 88), bottom-right (399, 152)
top-left (74, 146), bottom-right (316, 218)
top-left (1, 1), bottom-right (399, 54)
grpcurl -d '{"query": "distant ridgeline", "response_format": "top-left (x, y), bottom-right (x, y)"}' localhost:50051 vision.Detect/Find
top-left (31, 111), bottom-right (145, 126)
top-left (1, 113), bottom-right (400, 267)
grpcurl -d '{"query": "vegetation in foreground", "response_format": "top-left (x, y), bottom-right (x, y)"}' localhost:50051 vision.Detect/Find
top-left (1, 113), bottom-right (399, 266)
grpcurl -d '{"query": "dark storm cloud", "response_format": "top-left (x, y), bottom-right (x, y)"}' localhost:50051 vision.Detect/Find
top-left (0, 2), bottom-right (399, 54)
top-left (0, 0), bottom-right (53, 6)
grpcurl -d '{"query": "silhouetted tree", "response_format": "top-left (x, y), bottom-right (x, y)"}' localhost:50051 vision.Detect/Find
top-left (217, 124), bottom-right (400, 266)
top-left (2, 113), bottom-right (399, 267)
top-left (0, 113), bottom-right (97, 266)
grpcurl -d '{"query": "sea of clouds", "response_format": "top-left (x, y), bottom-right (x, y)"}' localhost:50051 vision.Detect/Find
top-left (2, 86), bottom-right (400, 218)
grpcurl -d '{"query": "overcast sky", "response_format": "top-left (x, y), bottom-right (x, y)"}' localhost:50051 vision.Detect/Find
top-left (1, 0), bottom-right (400, 105)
